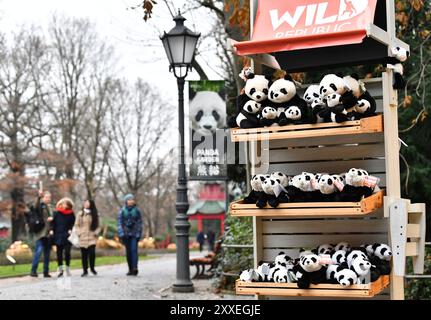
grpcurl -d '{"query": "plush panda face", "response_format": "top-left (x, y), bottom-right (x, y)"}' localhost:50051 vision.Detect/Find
top-left (299, 254), bottom-right (322, 273)
top-left (243, 100), bottom-right (262, 114)
top-left (317, 244), bottom-right (334, 255)
top-left (355, 99), bottom-right (371, 114)
top-left (303, 85), bottom-right (321, 106)
top-left (251, 174), bottom-right (266, 192)
top-left (319, 74), bottom-right (346, 97)
top-left (271, 172), bottom-right (289, 188)
top-left (391, 46), bottom-right (410, 62)
top-left (240, 269), bottom-right (259, 282)
top-left (290, 172), bottom-right (316, 192)
top-left (244, 74), bottom-right (270, 102)
top-left (351, 257), bottom-right (372, 277)
top-left (347, 250), bottom-right (368, 267)
top-left (262, 107), bottom-right (277, 119)
top-left (345, 168), bottom-right (369, 187)
top-left (190, 91), bottom-right (226, 136)
top-left (273, 268), bottom-right (290, 283)
top-left (299, 248), bottom-right (314, 258)
top-left (333, 174), bottom-right (345, 184)
top-left (335, 242), bottom-right (351, 252)
top-left (268, 76), bottom-right (296, 104)
top-left (285, 106), bottom-right (301, 120)
top-left (362, 244), bottom-right (374, 256)
top-left (262, 178), bottom-right (280, 195)
top-left (326, 93), bottom-right (342, 108)
top-left (332, 250), bottom-right (347, 265)
top-left (373, 244), bottom-right (392, 261)
top-left (317, 174), bottom-right (337, 195)
top-left (336, 268), bottom-right (358, 287)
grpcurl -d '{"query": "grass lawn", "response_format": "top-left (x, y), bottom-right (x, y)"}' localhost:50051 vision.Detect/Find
top-left (0, 255), bottom-right (156, 279)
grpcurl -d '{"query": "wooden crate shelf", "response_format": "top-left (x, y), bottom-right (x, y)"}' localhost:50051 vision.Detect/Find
top-left (230, 115), bottom-right (383, 142)
top-left (236, 275), bottom-right (390, 298)
top-left (230, 190), bottom-right (384, 217)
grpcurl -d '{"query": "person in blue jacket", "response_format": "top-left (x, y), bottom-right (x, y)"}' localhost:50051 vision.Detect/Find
top-left (117, 194), bottom-right (143, 276)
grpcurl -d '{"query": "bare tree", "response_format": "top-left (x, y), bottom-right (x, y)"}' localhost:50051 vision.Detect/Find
top-left (0, 28), bottom-right (50, 241)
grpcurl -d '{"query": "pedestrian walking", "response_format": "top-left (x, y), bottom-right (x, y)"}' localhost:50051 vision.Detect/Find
top-left (196, 231), bottom-right (205, 252)
top-left (51, 198), bottom-right (76, 277)
top-left (207, 230), bottom-right (216, 252)
top-left (75, 199), bottom-right (101, 277)
top-left (29, 190), bottom-right (53, 278)
top-left (117, 194), bottom-right (142, 276)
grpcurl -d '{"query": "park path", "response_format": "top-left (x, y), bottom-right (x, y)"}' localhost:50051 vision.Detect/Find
top-left (0, 253), bottom-right (244, 300)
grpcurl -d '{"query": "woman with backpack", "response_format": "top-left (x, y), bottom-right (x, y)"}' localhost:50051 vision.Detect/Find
top-left (51, 198), bottom-right (76, 277)
top-left (75, 199), bottom-right (101, 277)
top-left (117, 194), bottom-right (142, 276)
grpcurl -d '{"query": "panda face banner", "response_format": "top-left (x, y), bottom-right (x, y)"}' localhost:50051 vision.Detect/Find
top-left (189, 80), bottom-right (227, 181)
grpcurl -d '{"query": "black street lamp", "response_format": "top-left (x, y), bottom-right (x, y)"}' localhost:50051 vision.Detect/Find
top-left (161, 10), bottom-right (200, 293)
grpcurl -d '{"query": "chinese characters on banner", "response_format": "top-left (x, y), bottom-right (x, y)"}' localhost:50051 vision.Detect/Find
top-left (188, 80), bottom-right (227, 180)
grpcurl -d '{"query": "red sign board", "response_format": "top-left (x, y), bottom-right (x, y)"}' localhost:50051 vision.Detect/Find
top-left (235, 0), bottom-right (378, 55)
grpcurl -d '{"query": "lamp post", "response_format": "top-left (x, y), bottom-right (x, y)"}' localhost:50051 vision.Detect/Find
top-left (161, 10), bottom-right (200, 293)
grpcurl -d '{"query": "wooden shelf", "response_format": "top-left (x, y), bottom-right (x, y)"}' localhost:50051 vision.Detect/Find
top-left (230, 190), bottom-right (384, 217)
top-left (236, 275), bottom-right (389, 298)
top-left (230, 115), bottom-right (383, 142)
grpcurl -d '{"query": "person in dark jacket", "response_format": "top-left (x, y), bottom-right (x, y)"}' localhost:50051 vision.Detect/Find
top-left (51, 198), bottom-right (76, 277)
top-left (207, 230), bottom-right (216, 252)
top-left (117, 194), bottom-right (142, 276)
top-left (196, 231), bottom-right (205, 252)
top-left (30, 190), bottom-right (53, 278)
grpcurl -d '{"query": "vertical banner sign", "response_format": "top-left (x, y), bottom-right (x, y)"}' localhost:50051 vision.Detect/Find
top-left (188, 81), bottom-right (227, 180)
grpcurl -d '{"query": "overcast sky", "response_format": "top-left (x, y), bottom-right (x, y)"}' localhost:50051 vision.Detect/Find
top-left (0, 0), bottom-right (217, 101)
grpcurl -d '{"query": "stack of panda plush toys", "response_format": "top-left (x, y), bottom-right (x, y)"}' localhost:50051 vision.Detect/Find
top-left (244, 168), bottom-right (379, 208)
top-left (240, 242), bottom-right (392, 289)
top-left (228, 70), bottom-right (378, 129)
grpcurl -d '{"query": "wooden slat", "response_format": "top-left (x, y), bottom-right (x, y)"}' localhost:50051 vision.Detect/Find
top-left (405, 242), bottom-right (418, 256)
top-left (269, 133), bottom-right (384, 148)
top-left (233, 207), bottom-right (362, 217)
top-left (259, 159), bottom-right (386, 175)
top-left (406, 224), bottom-right (421, 238)
top-left (263, 234), bottom-right (388, 248)
top-left (232, 201), bottom-right (361, 209)
top-left (231, 115), bottom-right (383, 142)
top-left (267, 143), bottom-right (386, 163)
top-left (262, 218), bottom-right (388, 234)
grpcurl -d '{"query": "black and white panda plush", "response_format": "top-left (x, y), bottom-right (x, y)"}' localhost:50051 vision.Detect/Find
top-left (317, 174), bottom-right (340, 201)
top-left (231, 100), bottom-right (262, 129)
top-left (335, 265), bottom-right (358, 287)
top-left (273, 268), bottom-right (291, 283)
top-left (350, 256), bottom-right (372, 284)
top-left (331, 250), bottom-right (347, 265)
top-left (338, 168), bottom-right (375, 202)
top-left (304, 84), bottom-right (325, 124)
top-left (261, 177), bottom-right (290, 208)
top-left (293, 253), bottom-right (327, 289)
top-left (346, 250), bottom-right (369, 268)
top-left (243, 174), bottom-right (266, 205)
top-left (316, 244), bottom-right (334, 256)
top-left (388, 46), bottom-right (410, 90)
top-left (334, 242), bottom-right (351, 253)
top-left (321, 93), bottom-right (352, 123)
top-left (275, 251), bottom-right (292, 268)
top-left (288, 172), bottom-right (321, 202)
top-left (319, 74), bottom-right (359, 110)
top-left (240, 269), bottom-right (259, 282)
top-left (256, 261), bottom-right (275, 282)
top-left (259, 106), bottom-right (278, 127)
top-left (190, 91), bottom-right (227, 136)
top-left (261, 74), bottom-right (308, 126)
top-left (271, 172), bottom-right (289, 187)
top-left (366, 243), bottom-right (392, 276)
top-left (326, 264), bottom-right (339, 284)
top-left (229, 73), bottom-right (271, 128)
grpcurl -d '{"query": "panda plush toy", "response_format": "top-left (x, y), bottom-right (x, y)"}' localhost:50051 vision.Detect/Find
top-left (293, 253), bottom-right (327, 289)
top-left (388, 46), bottom-right (410, 90)
top-left (261, 74), bottom-right (308, 126)
top-left (231, 100), bottom-right (262, 129)
top-left (228, 72), bottom-right (271, 128)
top-left (303, 84), bottom-right (325, 124)
top-left (365, 243), bottom-right (392, 276)
top-left (239, 269), bottom-right (259, 282)
top-left (243, 174), bottom-right (268, 205)
top-left (321, 93), bottom-right (352, 123)
top-left (337, 168), bottom-right (376, 202)
top-left (335, 264), bottom-right (358, 287)
top-left (317, 174), bottom-right (340, 201)
top-left (288, 172), bottom-right (321, 202)
top-left (261, 177), bottom-right (290, 208)
top-left (319, 74), bottom-right (360, 110)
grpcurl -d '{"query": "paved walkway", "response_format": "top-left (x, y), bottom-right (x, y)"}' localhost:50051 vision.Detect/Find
top-left (0, 253), bottom-right (247, 300)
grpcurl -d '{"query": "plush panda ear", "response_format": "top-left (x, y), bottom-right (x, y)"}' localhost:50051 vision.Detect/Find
top-left (258, 260), bottom-right (264, 266)
top-left (246, 72), bottom-right (255, 80)
top-left (278, 251), bottom-right (285, 255)
top-left (311, 248), bottom-right (318, 254)
top-left (264, 74), bottom-right (272, 81)
top-left (350, 73), bottom-right (360, 81)
top-left (284, 74), bottom-right (293, 81)
top-left (335, 72), bottom-right (344, 78)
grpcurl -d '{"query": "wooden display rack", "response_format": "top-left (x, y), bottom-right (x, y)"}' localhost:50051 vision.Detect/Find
top-left (230, 190), bottom-right (384, 217)
top-left (228, 0), bottom-right (426, 300)
top-left (231, 115), bottom-right (383, 143)
top-left (236, 276), bottom-right (390, 298)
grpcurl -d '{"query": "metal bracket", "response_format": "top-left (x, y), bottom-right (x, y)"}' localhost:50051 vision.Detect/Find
top-left (389, 200), bottom-right (408, 276)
